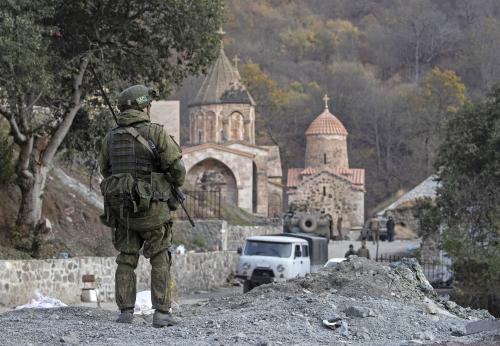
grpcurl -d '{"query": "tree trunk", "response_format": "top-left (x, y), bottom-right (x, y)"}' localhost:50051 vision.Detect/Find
top-left (13, 137), bottom-right (49, 253)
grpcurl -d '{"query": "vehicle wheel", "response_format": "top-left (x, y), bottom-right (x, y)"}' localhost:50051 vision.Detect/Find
top-left (243, 280), bottom-right (254, 293)
top-left (299, 215), bottom-right (318, 232)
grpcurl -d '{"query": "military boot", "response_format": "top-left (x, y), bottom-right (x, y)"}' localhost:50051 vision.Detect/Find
top-left (116, 308), bottom-right (134, 323)
top-left (152, 310), bottom-right (180, 328)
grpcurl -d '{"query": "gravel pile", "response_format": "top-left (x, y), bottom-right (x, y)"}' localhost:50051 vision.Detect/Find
top-left (0, 257), bottom-right (497, 345)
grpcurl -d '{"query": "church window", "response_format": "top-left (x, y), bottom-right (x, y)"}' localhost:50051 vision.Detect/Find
top-left (206, 112), bottom-right (216, 142)
top-left (324, 153), bottom-right (327, 164)
top-left (323, 186), bottom-right (326, 196)
top-left (198, 129), bottom-right (203, 143)
top-left (230, 112), bottom-right (244, 141)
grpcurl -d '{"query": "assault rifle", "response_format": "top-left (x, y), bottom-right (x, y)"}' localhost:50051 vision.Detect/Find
top-left (90, 65), bottom-right (195, 227)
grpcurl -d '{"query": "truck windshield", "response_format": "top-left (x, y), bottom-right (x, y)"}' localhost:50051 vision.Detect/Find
top-left (244, 241), bottom-right (292, 258)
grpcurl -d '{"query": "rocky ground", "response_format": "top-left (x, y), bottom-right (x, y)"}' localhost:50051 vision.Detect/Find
top-left (0, 257), bottom-right (498, 345)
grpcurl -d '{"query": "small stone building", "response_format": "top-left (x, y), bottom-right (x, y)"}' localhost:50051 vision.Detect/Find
top-left (287, 97), bottom-right (365, 230)
top-left (181, 46), bottom-right (283, 217)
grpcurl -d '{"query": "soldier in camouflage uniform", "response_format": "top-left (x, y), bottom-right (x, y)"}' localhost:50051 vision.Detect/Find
top-left (99, 85), bottom-right (186, 327)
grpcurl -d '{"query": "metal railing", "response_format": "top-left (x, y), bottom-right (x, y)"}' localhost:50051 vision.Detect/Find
top-left (376, 254), bottom-right (454, 288)
top-left (172, 189), bottom-right (221, 220)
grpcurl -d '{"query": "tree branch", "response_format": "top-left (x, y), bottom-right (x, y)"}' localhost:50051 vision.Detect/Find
top-left (17, 136), bottom-right (34, 181)
top-left (26, 92), bottom-right (43, 111)
top-left (0, 107), bottom-right (27, 143)
top-left (42, 56), bottom-right (90, 166)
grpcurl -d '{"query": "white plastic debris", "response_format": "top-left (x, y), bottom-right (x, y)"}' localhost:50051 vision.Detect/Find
top-left (134, 291), bottom-right (179, 315)
top-left (16, 290), bottom-right (67, 310)
top-left (175, 245), bottom-right (186, 255)
top-left (134, 291), bottom-right (154, 315)
top-left (322, 317), bottom-right (342, 330)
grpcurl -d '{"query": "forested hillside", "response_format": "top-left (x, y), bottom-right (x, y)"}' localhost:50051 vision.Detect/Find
top-left (174, 0), bottom-right (500, 211)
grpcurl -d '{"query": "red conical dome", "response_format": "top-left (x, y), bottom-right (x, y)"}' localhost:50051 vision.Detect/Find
top-left (305, 108), bottom-right (348, 136)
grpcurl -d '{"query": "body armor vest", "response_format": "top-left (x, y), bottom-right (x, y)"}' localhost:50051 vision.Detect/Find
top-left (109, 125), bottom-right (158, 181)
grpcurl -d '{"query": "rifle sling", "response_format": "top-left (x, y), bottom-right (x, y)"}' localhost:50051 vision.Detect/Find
top-left (122, 126), bottom-right (159, 159)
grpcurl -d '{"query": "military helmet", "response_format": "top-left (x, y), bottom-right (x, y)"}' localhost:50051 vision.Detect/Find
top-left (118, 85), bottom-right (158, 111)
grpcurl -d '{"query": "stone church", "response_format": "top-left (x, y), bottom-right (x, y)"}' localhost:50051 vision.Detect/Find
top-left (180, 46), bottom-right (283, 217)
top-left (287, 96), bottom-right (365, 230)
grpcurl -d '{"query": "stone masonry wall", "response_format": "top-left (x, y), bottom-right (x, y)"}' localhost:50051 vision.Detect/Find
top-left (0, 251), bottom-right (239, 307)
top-left (290, 172), bottom-right (364, 230)
top-left (173, 220), bottom-right (227, 251)
top-left (225, 224), bottom-right (281, 251)
top-left (305, 134), bottom-right (349, 168)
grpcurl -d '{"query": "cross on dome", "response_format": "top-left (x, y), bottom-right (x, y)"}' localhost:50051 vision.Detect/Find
top-left (323, 94), bottom-right (330, 109)
top-left (233, 55), bottom-right (240, 69)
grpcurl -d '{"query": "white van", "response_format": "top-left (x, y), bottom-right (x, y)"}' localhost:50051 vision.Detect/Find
top-left (235, 236), bottom-right (311, 292)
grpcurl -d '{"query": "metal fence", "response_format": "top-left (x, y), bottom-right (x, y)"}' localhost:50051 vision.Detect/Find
top-left (172, 189), bottom-right (221, 220)
top-left (376, 254), bottom-right (454, 288)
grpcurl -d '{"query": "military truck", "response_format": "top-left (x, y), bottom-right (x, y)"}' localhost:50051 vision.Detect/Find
top-left (235, 233), bottom-right (328, 292)
top-left (283, 211), bottom-right (332, 240)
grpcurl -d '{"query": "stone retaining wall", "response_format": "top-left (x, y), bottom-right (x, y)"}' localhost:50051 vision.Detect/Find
top-left (173, 220), bottom-right (282, 251)
top-left (0, 251), bottom-right (239, 307)
top-left (225, 225), bottom-right (280, 250)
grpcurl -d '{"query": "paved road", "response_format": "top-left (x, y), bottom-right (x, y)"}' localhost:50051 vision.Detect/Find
top-left (329, 239), bottom-right (421, 259)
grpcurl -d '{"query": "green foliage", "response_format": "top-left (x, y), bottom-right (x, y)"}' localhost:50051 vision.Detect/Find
top-left (413, 197), bottom-right (440, 238)
top-left (0, 0), bottom-right (54, 101)
top-left (62, 108), bottom-right (114, 174)
top-left (0, 124), bottom-right (15, 184)
top-left (436, 86), bottom-right (500, 315)
top-left (51, 0), bottom-right (225, 95)
top-left (220, 203), bottom-right (260, 226)
top-left (55, 0), bottom-right (226, 171)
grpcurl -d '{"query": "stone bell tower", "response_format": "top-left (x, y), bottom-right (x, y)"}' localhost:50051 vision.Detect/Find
top-left (305, 94), bottom-right (349, 168)
top-left (188, 34), bottom-right (256, 145)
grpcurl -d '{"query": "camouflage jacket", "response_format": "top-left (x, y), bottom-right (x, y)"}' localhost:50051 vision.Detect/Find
top-left (99, 109), bottom-right (185, 187)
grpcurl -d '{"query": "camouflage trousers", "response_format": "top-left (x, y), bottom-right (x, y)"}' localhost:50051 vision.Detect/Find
top-left (112, 221), bottom-right (173, 312)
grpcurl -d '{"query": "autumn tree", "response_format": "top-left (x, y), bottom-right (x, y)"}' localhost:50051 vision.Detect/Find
top-left (416, 68), bottom-right (466, 174)
top-left (0, 0), bottom-right (224, 254)
top-left (364, 0), bottom-right (458, 82)
top-left (280, 18), bottom-right (361, 63)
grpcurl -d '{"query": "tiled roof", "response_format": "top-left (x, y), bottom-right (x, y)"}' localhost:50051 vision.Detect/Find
top-left (305, 109), bottom-right (348, 136)
top-left (189, 47), bottom-right (255, 107)
top-left (286, 168), bottom-right (303, 188)
top-left (287, 165), bottom-right (365, 187)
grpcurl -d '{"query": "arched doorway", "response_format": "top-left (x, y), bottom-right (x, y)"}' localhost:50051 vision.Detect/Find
top-left (187, 158), bottom-right (238, 205)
